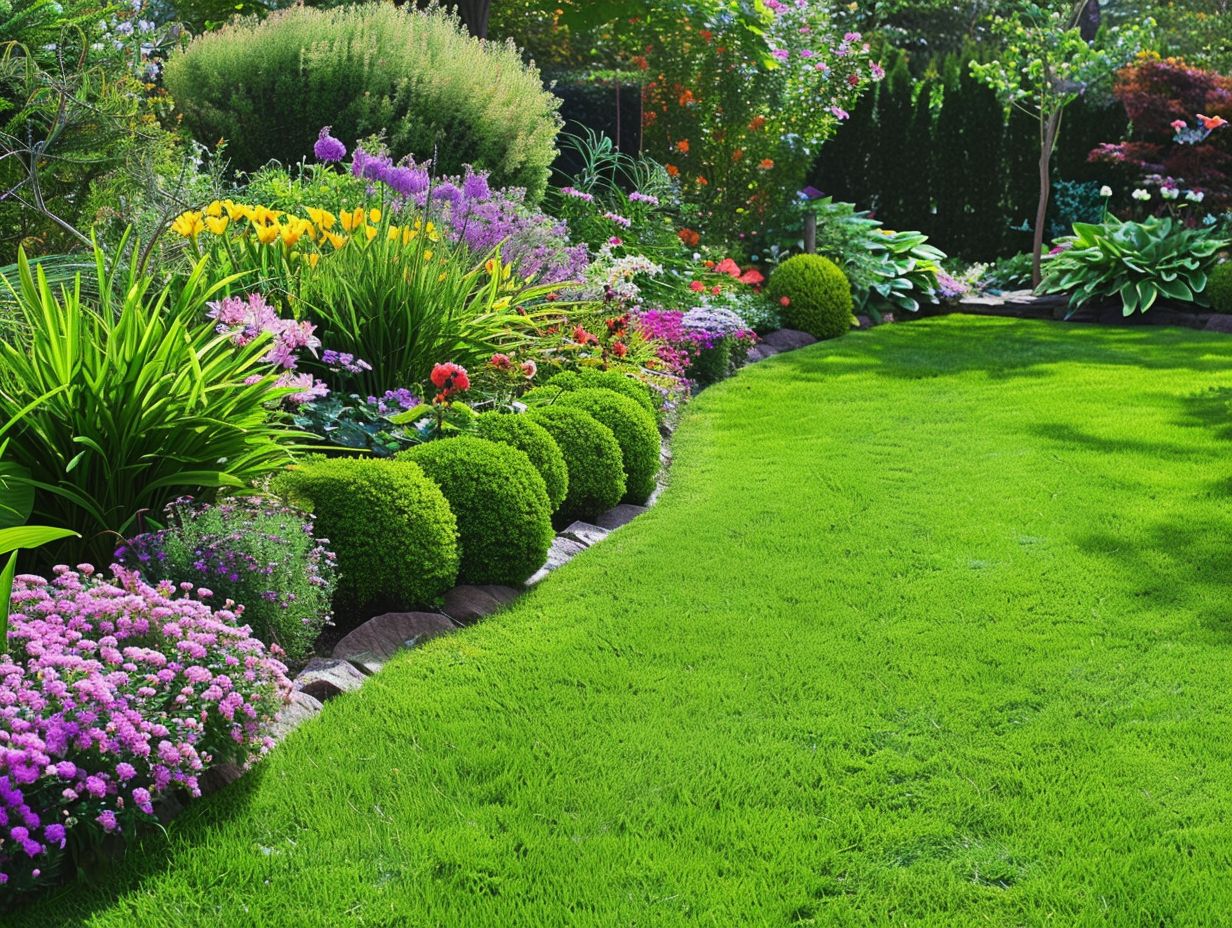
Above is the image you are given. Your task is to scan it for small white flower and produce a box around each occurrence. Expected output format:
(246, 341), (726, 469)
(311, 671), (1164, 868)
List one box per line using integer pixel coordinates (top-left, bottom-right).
(1099, 185), (1112, 197)
(1131, 188), (1151, 201)
(1160, 186), (1180, 200)
(1186, 190), (1205, 203)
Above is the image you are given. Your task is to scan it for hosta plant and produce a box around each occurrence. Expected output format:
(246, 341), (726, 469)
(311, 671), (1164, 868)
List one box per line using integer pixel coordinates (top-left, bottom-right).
(1040, 216), (1231, 316)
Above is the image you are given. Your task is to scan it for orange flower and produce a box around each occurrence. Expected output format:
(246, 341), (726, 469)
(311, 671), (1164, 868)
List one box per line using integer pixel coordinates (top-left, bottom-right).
(1198, 113), (1229, 130)
(676, 139), (690, 154)
(666, 163), (680, 177)
(677, 227), (700, 247)
(749, 115), (766, 131)
(696, 175), (709, 186)
(678, 89), (695, 106)
(632, 55), (649, 70)
(758, 158), (775, 170)
(732, 149), (744, 161)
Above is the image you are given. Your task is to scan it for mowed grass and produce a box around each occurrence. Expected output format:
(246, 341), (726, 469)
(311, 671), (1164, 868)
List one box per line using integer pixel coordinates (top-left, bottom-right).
(20, 316), (1232, 927)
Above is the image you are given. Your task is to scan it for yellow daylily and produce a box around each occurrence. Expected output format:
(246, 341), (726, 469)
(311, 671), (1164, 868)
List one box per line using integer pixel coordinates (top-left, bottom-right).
(492, 297), (511, 311)
(304, 206), (336, 230)
(223, 200), (249, 221)
(307, 253), (321, 269)
(254, 222), (281, 245)
(422, 249), (433, 260)
(323, 230), (349, 250)
(171, 211), (204, 238)
(251, 205), (284, 226)
(204, 200), (224, 218)
(280, 221), (307, 247)
(204, 216), (229, 235)
(364, 224), (378, 241)
(339, 207), (365, 232)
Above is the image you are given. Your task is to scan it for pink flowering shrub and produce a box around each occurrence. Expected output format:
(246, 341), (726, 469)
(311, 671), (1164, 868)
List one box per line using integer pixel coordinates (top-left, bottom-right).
(0, 566), (292, 895)
(637, 308), (757, 386)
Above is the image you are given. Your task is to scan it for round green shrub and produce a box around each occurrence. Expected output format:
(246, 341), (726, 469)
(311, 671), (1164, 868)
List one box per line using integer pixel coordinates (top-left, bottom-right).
(164, 4), (562, 200)
(556, 389), (660, 504)
(473, 411), (569, 513)
(1208, 261), (1232, 314)
(526, 406), (626, 522)
(543, 369), (658, 418)
(398, 437), (553, 586)
(766, 254), (854, 340)
(273, 457), (458, 616)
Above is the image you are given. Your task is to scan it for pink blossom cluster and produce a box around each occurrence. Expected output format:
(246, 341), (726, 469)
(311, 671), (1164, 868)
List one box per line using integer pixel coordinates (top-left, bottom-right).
(0, 565), (291, 894)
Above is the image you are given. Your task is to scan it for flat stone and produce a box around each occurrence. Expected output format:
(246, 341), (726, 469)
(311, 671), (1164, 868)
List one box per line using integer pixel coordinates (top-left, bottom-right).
(294, 657), (367, 701)
(525, 536), (588, 586)
(268, 690), (323, 742)
(593, 503), (649, 530)
(199, 761), (245, 796)
(440, 584), (520, 625)
(1205, 314), (1232, 333)
(332, 611), (458, 674)
(761, 328), (817, 351)
(559, 521), (610, 547)
(744, 344), (780, 363)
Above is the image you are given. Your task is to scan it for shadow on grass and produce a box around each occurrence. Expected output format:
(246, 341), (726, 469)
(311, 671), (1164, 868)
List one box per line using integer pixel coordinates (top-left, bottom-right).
(777, 316), (1232, 384)
(7, 765), (268, 926)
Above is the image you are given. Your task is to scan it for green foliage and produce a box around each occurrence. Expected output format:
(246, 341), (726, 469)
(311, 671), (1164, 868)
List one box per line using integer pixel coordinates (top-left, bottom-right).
(980, 251), (1035, 291)
(0, 241), (305, 566)
(399, 436), (553, 586)
(164, 4), (562, 199)
(766, 254), (854, 339)
(556, 388), (660, 505)
(543, 369), (657, 418)
(1040, 216), (1230, 315)
(273, 457), (458, 617)
(473, 411), (569, 514)
(525, 406), (625, 523)
(1208, 262), (1232, 314)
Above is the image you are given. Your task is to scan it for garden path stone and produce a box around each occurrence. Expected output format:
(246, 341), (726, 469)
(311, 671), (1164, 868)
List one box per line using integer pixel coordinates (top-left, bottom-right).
(294, 657), (368, 702)
(332, 611), (459, 674)
(440, 584), (521, 624)
(745, 344), (780, 363)
(559, 521), (610, 547)
(593, 503), (649, 530)
(1205, 314), (1232, 333)
(269, 690), (324, 742)
(761, 328), (817, 351)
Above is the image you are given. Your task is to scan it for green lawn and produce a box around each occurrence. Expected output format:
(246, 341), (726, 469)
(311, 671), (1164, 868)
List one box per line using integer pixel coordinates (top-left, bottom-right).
(21, 316), (1232, 926)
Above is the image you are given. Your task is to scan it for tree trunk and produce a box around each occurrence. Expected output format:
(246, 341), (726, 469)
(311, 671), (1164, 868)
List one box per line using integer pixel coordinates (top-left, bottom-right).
(1032, 108), (1063, 288)
(454, 0), (491, 38)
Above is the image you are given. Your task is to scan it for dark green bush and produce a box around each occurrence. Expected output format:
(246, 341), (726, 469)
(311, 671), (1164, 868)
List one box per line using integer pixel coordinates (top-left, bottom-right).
(473, 411), (569, 513)
(399, 436), (553, 586)
(526, 406), (626, 523)
(164, 4), (562, 199)
(1209, 261), (1232, 314)
(273, 457), (458, 617)
(543, 369), (658, 418)
(556, 389), (660, 504)
(766, 254), (854, 340)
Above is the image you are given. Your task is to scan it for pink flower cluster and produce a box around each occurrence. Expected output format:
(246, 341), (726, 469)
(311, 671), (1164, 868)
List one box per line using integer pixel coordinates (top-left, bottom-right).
(0, 565), (292, 894)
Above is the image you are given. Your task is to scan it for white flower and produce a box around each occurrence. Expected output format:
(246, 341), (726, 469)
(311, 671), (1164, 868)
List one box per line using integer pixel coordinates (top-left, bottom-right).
(1131, 188), (1151, 201)
(1186, 190), (1205, 203)
(1160, 186), (1180, 200)
(1099, 185), (1112, 197)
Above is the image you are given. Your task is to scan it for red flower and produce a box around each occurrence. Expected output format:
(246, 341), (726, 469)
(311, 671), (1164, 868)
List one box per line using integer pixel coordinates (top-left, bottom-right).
(711, 285), (721, 295)
(779, 296), (791, 307)
(677, 227), (700, 246)
(1198, 113), (1228, 130)
(489, 353), (512, 370)
(430, 362), (470, 401)
(573, 325), (598, 346)
(714, 258), (742, 277)
(738, 269), (765, 286)
(611, 341), (628, 358)
(520, 360), (537, 379)
(689, 280), (705, 292)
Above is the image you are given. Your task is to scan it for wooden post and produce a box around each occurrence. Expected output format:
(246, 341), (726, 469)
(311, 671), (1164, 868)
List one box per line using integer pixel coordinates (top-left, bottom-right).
(803, 212), (817, 254)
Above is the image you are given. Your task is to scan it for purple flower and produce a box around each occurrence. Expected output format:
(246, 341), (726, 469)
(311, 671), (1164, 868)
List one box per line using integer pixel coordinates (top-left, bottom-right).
(462, 170), (491, 201)
(313, 126), (347, 163)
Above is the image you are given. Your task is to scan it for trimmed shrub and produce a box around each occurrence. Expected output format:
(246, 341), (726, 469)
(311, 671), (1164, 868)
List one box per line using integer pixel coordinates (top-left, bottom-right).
(1209, 261), (1232, 313)
(474, 411), (569, 513)
(526, 406), (626, 522)
(164, 4), (562, 200)
(398, 436), (553, 585)
(766, 254), (854, 340)
(543, 369), (658, 417)
(557, 389), (661, 504)
(273, 457), (458, 616)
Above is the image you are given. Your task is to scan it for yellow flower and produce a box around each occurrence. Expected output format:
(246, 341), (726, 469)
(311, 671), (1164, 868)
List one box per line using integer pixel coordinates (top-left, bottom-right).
(171, 211), (205, 238)
(255, 222), (281, 245)
(485, 258), (499, 274)
(304, 207), (336, 230)
(307, 253), (320, 269)
(492, 297), (511, 311)
(204, 200), (224, 218)
(437, 272), (447, 282)
(251, 205), (283, 226)
(204, 216), (229, 235)
(364, 224), (378, 241)
(422, 249), (433, 260)
(340, 207), (365, 232)
(324, 231), (349, 250)
(387, 225), (402, 242)
(281, 221), (307, 247)
(369, 208), (381, 224)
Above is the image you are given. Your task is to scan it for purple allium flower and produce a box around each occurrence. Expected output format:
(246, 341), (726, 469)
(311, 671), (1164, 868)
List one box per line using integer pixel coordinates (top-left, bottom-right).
(313, 126), (347, 163)
(462, 170), (491, 202)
